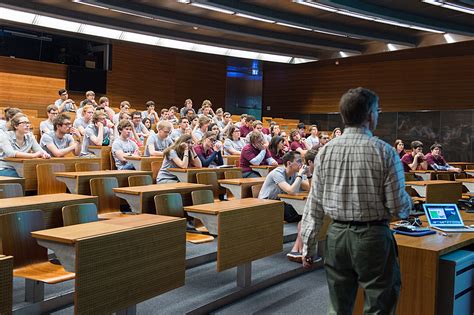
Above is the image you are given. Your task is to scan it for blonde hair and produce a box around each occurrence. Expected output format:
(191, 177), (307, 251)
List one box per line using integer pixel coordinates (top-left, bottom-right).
(9, 113), (28, 131)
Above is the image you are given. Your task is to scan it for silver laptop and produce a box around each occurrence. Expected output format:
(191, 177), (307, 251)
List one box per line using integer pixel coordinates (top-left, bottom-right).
(423, 204), (474, 233)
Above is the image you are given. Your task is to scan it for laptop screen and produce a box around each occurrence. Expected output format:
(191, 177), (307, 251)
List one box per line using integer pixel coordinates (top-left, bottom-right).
(423, 204), (463, 226)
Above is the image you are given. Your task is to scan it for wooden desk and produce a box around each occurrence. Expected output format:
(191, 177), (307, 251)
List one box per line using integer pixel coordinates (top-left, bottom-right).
(448, 162), (474, 170)
(405, 180), (452, 197)
(88, 145), (112, 170)
(186, 198), (284, 288)
(410, 170), (435, 181)
(168, 167), (241, 183)
(223, 155), (240, 166)
(183, 198), (281, 235)
(455, 178), (474, 192)
(4, 157), (101, 191)
(113, 183), (212, 213)
(218, 178), (265, 199)
(124, 156), (163, 171)
(355, 212), (474, 315)
(278, 192), (308, 215)
(55, 170), (152, 195)
(32, 214), (186, 314)
(250, 165), (278, 177)
(0, 193), (97, 229)
(0, 175), (24, 191)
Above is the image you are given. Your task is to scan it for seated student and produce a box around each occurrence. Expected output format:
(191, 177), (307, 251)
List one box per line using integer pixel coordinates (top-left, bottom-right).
(268, 136), (286, 164)
(194, 131), (224, 168)
(401, 140), (428, 172)
(258, 150), (316, 263)
(79, 90), (97, 108)
(40, 113), (81, 157)
(239, 115), (255, 138)
(222, 111), (233, 135)
(55, 88), (77, 113)
(208, 123), (223, 141)
(131, 111), (150, 142)
(73, 104), (94, 136)
(186, 109), (196, 123)
(223, 125), (245, 155)
(179, 98), (195, 118)
(235, 113), (247, 129)
(198, 99), (215, 117)
(141, 100), (160, 125)
(171, 117), (190, 142)
(159, 108), (169, 122)
(270, 123), (281, 137)
(142, 117), (152, 131)
(112, 101), (131, 125)
(297, 122), (306, 139)
(80, 111), (112, 156)
(245, 121), (271, 145)
(319, 132), (330, 146)
(331, 127), (342, 139)
(305, 124), (320, 149)
(289, 129), (308, 156)
(40, 104), (59, 135)
(97, 96), (116, 121)
(192, 116), (211, 143)
(240, 131), (278, 178)
(394, 139), (405, 159)
(112, 120), (140, 170)
(168, 106), (179, 125)
(213, 108), (225, 129)
(0, 108), (21, 132)
(426, 143), (461, 172)
(0, 113), (50, 177)
(157, 134), (202, 183)
(145, 121), (173, 156)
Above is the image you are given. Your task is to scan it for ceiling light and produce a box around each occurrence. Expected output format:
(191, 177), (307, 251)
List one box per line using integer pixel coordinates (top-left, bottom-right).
(338, 10), (374, 21)
(422, 0), (474, 14)
(80, 24), (122, 39)
(158, 38), (195, 50)
(292, 0), (338, 12)
(375, 18), (410, 28)
(291, 57), (318, 64)
(387, 43), (397, 51)
(72, 1), (110, 10)
(109, 8), (154, 19)
(193, 43), (229, 55)
(276, 22), (312, 31)
(444, 33), (455, 43)
(189, 3), (235, 14)
(258, 53), (292, 63)
(409, 25), (444, 33)
(35, 16), (81, 32)
(122, 32), (159, 45)
(339, 51), (348, 57)
(235, 13), (275, 23)
(0, 7), (36, 24)
(227, 49), (260, 59)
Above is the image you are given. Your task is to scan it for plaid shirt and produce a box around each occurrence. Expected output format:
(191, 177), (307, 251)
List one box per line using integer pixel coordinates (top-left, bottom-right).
(302, 127), (412, 257)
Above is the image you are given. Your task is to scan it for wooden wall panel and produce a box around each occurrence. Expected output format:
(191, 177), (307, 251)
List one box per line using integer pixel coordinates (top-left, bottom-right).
(263, 41), (474, 115)
(0, 42), (227, 116)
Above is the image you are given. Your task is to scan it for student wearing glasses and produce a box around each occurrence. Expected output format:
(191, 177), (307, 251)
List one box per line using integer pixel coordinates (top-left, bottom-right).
(319, 133), (330, 146)
(0, 113), (50, 177)
(194, 131), (224, 167)
(40, 113), (81, 157)
(157, 134), (202, 183)
(145, 121), (173, 156)
(223, 125), (245, 155)
(40, 105), (59, 135)
(55, 88), (77, 113)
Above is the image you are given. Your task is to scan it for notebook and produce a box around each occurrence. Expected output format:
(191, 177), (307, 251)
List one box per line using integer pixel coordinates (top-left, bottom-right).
(423, 204), (474, 233)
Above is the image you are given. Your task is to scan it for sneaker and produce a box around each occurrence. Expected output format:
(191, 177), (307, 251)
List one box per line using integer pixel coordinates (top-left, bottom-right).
(287, 251), (303, 263)
(313, 255), (323, 263)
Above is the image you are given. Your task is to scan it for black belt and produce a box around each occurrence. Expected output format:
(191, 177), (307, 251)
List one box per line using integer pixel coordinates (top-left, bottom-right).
(333, 220), (388, 226)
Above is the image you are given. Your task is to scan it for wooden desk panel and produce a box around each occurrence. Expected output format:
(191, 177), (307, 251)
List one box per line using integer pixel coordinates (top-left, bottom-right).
(113, 183), (212, 213)
(168, 167), (241, 183)
(88, 146), (112, 170)
(55, 170), (152, 195)
(4, 157), (100, 191)
(124, 156), (163, 171)
(250, 165), (278, 177)
(223, 155), (240, 166)
(218, 178), (265, 199)
(0, 193), (97, 229)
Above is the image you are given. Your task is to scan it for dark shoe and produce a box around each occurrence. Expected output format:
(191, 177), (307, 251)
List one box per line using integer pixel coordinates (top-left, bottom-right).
(287, 251), (303, 263)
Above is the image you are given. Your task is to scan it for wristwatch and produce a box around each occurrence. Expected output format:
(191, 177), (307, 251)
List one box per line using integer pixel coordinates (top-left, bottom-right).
(304, 256), (313, 264)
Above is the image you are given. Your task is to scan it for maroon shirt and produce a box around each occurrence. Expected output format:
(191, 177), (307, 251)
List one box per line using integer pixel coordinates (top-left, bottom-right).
(239, 143), (271, 173)
(269, 149), (284, 164)
(425, 153), (447, 170)
(290, 140), (307, 152)
(240, 125), (252, 138)
(401, 153), (425, 172)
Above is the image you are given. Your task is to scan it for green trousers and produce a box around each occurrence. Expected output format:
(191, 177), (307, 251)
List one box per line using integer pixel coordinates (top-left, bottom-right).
(324, 222), (401, 315)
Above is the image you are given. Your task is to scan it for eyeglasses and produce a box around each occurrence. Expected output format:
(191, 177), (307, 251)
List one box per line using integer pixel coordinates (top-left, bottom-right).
(322, 137), (330, 140)
(18, 121), (30, 125)
(50, 112), (59, 115)
(62, 122), (72, 126)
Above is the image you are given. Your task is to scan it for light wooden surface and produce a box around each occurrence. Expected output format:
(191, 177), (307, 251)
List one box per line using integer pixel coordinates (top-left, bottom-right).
(355, 212), (474, 315)
(168, 167), (241, 183)
(217, 198), (284, 272)
(448, 162), (474, 170)
(4, 157), (100, 191)
(55, 170), (151, 195)
(124, 156), (163, 171)
(88, 145), (112, 170)
(0, 255), (13, 315)
(74, 217), (186, 314)
(250, 165), (278, 177)
(223, 155), (240, 166)
(184, 198), (282, 215)
(406, 180), (452, 186)
(0, 176), (24, 191)
(114, 183), (212, 213)
(277, 192), (308, 200)
(31, 214), (178, 244)
(0, 193), (97, 229)
(218, 178), (265, 199)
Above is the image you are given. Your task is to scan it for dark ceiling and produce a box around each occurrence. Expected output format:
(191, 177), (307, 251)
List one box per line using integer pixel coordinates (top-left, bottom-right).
(1, 0), (473, 61)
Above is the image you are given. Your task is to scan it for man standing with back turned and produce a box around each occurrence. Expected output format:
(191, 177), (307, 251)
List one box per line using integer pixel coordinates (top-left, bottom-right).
(302, 87), (412, 314)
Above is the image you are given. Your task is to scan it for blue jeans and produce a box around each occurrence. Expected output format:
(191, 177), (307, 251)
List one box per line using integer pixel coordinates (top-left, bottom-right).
(0, 168), (20, 177)
(118, 162), (135, 170)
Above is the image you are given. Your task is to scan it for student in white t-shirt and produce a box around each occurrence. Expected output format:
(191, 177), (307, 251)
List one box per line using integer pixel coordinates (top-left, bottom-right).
(40, 113), (81, 157)
(112, 119), (139, 170)
(39, 104), (59, 135)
